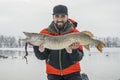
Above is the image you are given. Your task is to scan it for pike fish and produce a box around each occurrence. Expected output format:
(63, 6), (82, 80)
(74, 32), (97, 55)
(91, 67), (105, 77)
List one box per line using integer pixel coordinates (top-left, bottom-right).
(23, 31), (105, 52)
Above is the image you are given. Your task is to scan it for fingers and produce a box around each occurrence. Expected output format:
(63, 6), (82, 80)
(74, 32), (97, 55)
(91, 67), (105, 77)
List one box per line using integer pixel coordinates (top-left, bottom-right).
(39, 42), (44, 47)
(66, 42), (80, 53)
(39, 42), (45, 52)
(69, 42), (80, 49)
(66, 47), (72, 54)
(72, 42), (80, 46)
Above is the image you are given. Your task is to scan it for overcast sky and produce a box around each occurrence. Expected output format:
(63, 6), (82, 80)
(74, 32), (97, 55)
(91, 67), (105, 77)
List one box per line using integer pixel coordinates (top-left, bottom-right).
(0, 0), (120, 38)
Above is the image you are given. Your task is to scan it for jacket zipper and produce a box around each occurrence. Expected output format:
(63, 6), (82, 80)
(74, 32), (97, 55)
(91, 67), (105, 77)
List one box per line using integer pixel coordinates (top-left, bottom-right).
(59, 50), (63, 76)
(58, 30), (63, 75)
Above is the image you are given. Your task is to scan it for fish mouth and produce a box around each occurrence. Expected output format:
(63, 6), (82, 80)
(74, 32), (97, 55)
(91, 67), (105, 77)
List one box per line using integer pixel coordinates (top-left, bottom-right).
(23, 32), (31, 38)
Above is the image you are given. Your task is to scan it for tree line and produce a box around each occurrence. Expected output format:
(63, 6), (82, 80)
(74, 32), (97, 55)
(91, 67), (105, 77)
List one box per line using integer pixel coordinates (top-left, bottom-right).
(0, 35), (25, 48)
(0, 35), (120, 48)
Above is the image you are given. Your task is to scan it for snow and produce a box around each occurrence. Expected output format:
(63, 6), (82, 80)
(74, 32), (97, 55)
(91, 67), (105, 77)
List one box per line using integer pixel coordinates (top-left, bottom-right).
(0, 48), (120, 80)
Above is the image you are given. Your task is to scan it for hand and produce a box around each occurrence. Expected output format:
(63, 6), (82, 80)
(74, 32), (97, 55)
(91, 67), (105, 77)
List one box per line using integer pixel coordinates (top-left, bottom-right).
(69, 42), (80, 49)
(66, 42), (80, 53)
(66, 47), (72, 53)
(39, 43), (45, 52)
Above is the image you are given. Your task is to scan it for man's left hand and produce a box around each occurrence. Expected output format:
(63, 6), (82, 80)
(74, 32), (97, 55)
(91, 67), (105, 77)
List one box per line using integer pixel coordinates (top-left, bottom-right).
(69, 42), (80, 49)
(66, 42), (80, 53)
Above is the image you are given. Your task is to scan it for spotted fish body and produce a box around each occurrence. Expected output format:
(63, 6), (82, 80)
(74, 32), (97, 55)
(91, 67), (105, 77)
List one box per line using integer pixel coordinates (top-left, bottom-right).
(23, 31), (105, 52)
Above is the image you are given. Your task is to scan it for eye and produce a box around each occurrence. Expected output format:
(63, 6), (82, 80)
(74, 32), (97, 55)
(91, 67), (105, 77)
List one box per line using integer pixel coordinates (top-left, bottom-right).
(55, 15), (59, 18)
(54, 14), (66, 18)
(61, 15), (65, 18)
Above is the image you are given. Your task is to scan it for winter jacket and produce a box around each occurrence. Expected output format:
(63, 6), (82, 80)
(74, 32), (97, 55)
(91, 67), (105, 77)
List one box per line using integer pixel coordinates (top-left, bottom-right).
(33, 19), (84, 76)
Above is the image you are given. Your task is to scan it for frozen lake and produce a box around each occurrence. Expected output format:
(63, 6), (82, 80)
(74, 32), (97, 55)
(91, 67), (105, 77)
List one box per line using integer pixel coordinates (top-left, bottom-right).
(0, 48), (120, 80)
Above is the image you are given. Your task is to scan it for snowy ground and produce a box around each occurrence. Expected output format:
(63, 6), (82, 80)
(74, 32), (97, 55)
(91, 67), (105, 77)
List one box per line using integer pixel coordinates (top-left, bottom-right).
(0, 48), (120, 80)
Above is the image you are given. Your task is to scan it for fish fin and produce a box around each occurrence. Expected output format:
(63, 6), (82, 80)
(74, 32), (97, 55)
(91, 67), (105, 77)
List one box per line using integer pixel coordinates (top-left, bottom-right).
(95, 40), (105, 53)
(84, 45), (90, 51)
(81, 31), (94, 38)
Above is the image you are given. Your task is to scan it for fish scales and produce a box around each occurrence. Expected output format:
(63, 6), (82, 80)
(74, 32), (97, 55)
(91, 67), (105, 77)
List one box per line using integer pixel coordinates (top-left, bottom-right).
(23, 31), (105, 52)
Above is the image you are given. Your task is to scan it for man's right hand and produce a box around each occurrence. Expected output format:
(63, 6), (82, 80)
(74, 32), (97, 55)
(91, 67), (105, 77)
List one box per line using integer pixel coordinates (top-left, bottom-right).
(39, 43), (45, 52)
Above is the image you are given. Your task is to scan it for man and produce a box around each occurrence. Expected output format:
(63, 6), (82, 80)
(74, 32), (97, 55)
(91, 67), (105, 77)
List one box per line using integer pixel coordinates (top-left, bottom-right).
(33, 5), (84, 80)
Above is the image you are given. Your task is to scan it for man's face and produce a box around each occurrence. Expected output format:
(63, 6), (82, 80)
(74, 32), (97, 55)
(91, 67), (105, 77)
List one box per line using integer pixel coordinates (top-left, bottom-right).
(53, 14), (68, 29)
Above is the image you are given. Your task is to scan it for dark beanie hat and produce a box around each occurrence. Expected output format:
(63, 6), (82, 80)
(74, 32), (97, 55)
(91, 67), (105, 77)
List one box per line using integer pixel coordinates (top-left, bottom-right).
(53, 5), (68, 15)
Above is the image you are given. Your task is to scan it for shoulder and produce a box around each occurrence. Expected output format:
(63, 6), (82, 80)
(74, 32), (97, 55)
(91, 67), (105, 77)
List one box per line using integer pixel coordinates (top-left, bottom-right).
(40, 28), (56, 35)
(40, 28), (51, 34)
(68, 18), (78, 28)
(71, 28), (80, 33)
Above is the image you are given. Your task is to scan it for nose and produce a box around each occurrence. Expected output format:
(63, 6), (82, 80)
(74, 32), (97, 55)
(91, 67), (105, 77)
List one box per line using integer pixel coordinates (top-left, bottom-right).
(57, 18), (63, 22)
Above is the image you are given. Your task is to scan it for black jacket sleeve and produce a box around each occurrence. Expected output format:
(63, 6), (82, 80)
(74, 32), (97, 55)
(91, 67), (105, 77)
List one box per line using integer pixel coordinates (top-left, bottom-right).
(69, 49), (84, 61)
(33, 46), (49, 60)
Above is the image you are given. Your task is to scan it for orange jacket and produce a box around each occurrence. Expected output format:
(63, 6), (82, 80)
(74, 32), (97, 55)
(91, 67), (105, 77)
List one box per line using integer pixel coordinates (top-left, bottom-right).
(33, 19), (84, 76)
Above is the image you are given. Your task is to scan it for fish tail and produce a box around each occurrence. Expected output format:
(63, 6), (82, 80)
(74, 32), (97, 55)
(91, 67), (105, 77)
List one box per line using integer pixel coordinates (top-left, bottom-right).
(95, 40), (105, 52)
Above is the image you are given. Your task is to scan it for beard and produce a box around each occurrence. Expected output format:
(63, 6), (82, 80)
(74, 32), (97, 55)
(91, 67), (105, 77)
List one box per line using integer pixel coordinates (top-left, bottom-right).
(55, 21), (66, 29)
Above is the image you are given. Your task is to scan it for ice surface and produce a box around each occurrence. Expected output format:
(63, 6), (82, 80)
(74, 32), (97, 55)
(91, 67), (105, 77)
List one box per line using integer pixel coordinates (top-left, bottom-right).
(0, 48), (120, 80)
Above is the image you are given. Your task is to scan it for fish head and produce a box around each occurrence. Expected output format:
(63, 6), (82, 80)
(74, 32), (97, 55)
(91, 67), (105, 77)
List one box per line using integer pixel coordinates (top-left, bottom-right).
(23, 32), (45, 46)
(23, 32), (32, 38)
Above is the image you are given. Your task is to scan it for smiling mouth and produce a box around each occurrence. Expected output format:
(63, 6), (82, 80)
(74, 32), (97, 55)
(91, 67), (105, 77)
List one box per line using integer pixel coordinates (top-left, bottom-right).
(57, 22), (63, 24)
(57, 23), (63, 25)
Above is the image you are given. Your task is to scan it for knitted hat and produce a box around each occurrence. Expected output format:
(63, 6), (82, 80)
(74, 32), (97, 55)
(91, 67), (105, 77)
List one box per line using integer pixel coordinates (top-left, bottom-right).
(53, 5), (68, 15)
